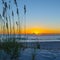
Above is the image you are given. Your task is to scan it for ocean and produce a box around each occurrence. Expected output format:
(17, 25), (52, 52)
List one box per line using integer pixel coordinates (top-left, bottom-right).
(0, 34), (60, 49)
(0, 34), (60, 60)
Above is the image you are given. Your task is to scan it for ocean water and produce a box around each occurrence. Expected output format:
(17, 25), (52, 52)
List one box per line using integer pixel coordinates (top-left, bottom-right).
(0, 34), (60, 39)
(0, 34), (60, 60)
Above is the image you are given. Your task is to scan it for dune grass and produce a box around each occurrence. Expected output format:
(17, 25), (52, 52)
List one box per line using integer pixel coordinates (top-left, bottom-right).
(0, 39), (23, 60)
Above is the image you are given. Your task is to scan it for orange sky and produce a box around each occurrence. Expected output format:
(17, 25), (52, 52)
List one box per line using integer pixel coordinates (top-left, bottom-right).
(15, 27), (60, 34)
(0, 27), (60, 34)
(25, 28), (60, 34)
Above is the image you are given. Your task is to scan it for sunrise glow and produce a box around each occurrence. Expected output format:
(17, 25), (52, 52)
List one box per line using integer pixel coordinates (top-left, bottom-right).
(0, 27), (60, 34)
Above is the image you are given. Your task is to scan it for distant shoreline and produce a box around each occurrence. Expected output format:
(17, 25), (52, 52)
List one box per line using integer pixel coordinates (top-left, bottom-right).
(0, 34), (60, 36)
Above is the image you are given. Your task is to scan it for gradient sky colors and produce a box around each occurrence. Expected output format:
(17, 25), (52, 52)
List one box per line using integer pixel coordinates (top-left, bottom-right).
(0, 0), (60, 34)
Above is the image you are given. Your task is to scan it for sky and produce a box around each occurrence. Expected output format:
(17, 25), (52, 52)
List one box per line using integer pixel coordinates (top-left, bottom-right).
(0, 0), (60, 34)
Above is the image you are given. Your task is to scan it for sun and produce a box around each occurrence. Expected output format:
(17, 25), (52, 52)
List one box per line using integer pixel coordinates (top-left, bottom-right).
(32, 29), (41, 35)
(31, 28), (41, 35)
(33, 31), (39, 35)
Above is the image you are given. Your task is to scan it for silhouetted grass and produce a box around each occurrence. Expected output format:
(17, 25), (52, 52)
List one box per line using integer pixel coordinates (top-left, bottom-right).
(0, 40), (24, 60)
(0, 0), (26, 59)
